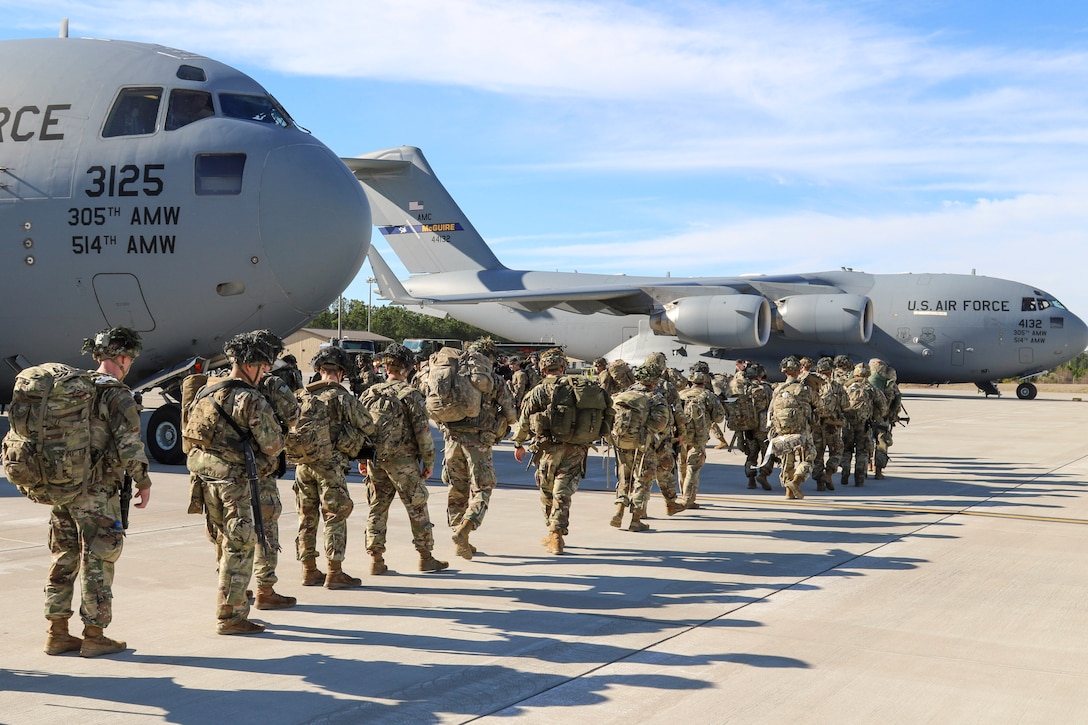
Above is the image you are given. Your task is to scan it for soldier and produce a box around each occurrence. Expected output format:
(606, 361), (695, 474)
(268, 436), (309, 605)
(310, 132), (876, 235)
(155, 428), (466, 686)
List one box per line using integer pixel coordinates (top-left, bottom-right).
(679, 371), (726, 509)
(868, 358), (902, 479)
(765, 356), (817, 499)
(359, 344), (448, 574)
(513, 348), (614, 554)
(841, 362), (888, 487)
(269, 353), (304, 391)
(350, 352), (381, 397)
(812, 357), (849, 491)
(832, 354), (854, 385)
(508, 356), (531, 414)
(643, 352), (689, 516)
(291, 346), (376, 589)
(727, 363), (772, 490)
(41, 327), (152, 657)
(185, 330), (285, 635)
(442, 338), (518, 560)
(608, 363), (671, 531)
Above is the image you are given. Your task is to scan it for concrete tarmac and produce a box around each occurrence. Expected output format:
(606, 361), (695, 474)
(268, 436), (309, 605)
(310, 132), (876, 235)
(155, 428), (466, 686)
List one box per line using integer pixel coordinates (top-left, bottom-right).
(1, 387), (1086, 724)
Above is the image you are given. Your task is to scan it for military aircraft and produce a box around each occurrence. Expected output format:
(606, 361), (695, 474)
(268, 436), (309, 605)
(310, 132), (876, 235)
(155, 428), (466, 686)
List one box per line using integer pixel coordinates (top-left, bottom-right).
(1, 33), (372, 462)
(346, 146), (1088, 400)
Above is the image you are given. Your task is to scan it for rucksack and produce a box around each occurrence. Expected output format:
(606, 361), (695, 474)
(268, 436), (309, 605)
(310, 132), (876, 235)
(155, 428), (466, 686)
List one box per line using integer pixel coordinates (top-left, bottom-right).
(770, 381), (810, 435)
(607, 359), (636, 390)
(610, 389), (653, 450)
(285, 382), (365, 464)
(425, 347), (493, 423)
(361, 382), (416, 457)
(679, 386), (708, 437)
(543, 376), (610, 445)
(723, 385), (759, 432)
(845, 379), (874, 423)
(181, 375), (246, 453)
(1, 363), (120, 506)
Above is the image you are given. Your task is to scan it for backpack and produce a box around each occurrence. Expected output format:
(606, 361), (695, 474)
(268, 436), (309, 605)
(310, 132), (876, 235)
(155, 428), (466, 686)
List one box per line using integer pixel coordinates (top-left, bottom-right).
(543, 376), (610, 445)
(1, 363), (120, 506)
(679, 386), (708, 439)
(425, 347), (492, 423)
(607, 359), (636, 390)
(285, 382), (365, 464)
(723, 385), (759, 432)
(845, 379), (874, 423)
(770, 381), (810, 435)
(181, 375), (246, 453)
(610, 389), (653, 450)
(361, 382), (415, 457)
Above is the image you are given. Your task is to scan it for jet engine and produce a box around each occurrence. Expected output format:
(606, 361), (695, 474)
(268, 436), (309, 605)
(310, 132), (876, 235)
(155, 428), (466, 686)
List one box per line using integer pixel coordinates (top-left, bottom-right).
(774, 294), (873, 344)
(649, 295), (771, 348)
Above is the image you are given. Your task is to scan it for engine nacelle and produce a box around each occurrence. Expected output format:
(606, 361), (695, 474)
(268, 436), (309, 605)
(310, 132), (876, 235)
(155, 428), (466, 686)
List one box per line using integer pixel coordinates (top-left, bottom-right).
(775, 294), (873, 344)
(649, 294), (771, 348)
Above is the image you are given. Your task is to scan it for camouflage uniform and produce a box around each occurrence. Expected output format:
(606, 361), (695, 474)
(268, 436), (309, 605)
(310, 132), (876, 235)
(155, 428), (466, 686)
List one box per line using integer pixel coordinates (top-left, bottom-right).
(509, 360), (531, 414)
(441, 341), (517, 538)
(187, 381), (284, 628)
(728, 368), (773, 489)
(811, 359), (849, 490)
(350, 353), (381, 397)
(46, 379), (151, 632)
(868, 359), (901, 478)
(512, 371), (615, 540)
(611, 366), (671, 531)
(292, 380), (375, 567)
(766, 358), (817, 499)
(678, 373), (725, 508)
(362, 379), (442, 559)
(644, 353), (689, 514)
(841, 364), (889, 486)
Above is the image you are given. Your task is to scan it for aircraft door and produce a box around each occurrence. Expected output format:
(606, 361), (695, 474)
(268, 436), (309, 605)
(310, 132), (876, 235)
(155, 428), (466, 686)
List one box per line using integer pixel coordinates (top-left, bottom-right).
(92, 273), (156, 330)
(951, 341), (965, 366)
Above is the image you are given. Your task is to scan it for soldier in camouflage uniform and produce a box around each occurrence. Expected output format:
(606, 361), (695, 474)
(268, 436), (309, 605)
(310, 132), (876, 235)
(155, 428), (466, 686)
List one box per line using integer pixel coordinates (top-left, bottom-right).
(868, 358), (901, 480)
(443, 338), (517, 561)
(184, 330), (284, 635)
(513, 349), (614, 554)
(42, 327), (152, 658)
(269, 354), (304, 392)
(811, 357), (849, 491)
(643, 352), (689, 516)
(840, 362), (889, 487)
(292, 346), (376, 589)
(350, 352), (381, 397)
(765, 356), (817, 500)
(832, 355), (854, 385)
(359, 344), (448, 573)
(609, 363), (671, 532)
(679, 371), (725, 509)
(508, 356), (531, 415)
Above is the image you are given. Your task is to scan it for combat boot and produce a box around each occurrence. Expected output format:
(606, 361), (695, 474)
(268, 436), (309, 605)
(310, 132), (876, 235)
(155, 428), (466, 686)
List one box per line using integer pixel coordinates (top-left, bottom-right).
(301, 558), (325, 587)
(685, 501), (700, 510)
(217, 619), (265, 635)
(44, 619), (82, 656)
(747, 475), (757, 489)
(324, 560), (362, 589)
(874, 467), (885, 480)
(370, 553), (388, 576)
(665, 499), (686, 516)
(543, 531), (564, 555)
(816, 476), (828, 492)
(756, 471), (773, 491)
(854, 473), (865, 487)
(785, 478), (805, 500)
(452, 519), (475, 560)
(255, 586), (296, 610)
(80, 625), (126, 657)
(419, 552), (449, 572)
(609, 502), (625, 528)
(628, 511), (650, 532)
(841, 472), (850, 487)
(823, 471), (835, 491)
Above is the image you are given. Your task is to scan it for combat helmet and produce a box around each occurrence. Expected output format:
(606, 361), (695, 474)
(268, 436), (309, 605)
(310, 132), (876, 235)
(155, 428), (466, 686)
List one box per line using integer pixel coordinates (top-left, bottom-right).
(380, 343), (414, 369)
(744, 362), (765, 380)
(689, 371), (709, 386)
(689, 360), (710, 374)
(81, 326), (142, 361)
(854, 363), (871, 378)
(815, 357), (834, 374)
(224, 329), (283, 366)
(311, 345), (353, 373)
(833, 354), (853, 370)
(538, 348), (567, 373)
(468, 337), (499, 360)
(634, 362), (663, 383)
(780, 355), (801, 374)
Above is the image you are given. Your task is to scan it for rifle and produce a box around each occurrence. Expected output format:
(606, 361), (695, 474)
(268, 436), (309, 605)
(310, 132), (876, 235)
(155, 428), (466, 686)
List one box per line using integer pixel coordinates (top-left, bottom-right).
(120, 472), (133, 530)
(211, 397), (268, 555)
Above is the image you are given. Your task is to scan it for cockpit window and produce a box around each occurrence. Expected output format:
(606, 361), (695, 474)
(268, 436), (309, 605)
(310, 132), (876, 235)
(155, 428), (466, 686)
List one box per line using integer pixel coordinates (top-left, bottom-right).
(218, 93), (292, 127)
(103, 87), (162, 137)
(165, 90), (215, 131)
(1021, 296), (1063, 312)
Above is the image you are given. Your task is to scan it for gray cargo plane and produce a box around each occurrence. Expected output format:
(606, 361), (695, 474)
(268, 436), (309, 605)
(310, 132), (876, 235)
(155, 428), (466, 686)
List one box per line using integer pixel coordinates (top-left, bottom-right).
(1, 34), (371, 462)
(346, 146), (1087, 399)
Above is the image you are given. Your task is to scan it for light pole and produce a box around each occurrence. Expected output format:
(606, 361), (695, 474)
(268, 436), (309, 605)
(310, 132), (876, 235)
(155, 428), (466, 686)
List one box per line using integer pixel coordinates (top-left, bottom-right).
(367, 277), (376, 332)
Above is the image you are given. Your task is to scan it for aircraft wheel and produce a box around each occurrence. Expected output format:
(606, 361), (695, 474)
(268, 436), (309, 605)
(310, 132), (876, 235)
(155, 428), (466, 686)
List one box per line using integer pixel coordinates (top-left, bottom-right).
(1016, 382), (1038, 400)
(148, 403), (185, 465)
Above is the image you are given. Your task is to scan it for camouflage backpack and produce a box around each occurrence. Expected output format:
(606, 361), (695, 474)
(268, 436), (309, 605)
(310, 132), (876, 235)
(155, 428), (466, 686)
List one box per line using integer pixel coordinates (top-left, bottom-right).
(607, 359), (636, 390)
(181, 376), (246, 453)
(610, 389), (654, 450)
(425, 347), (492, 423)
(723, 384), (759, 432)
(361, 381), (416, 458)
(1, 363), (120, 506)
(844, 379), (874, 424)
(286, 382), (368, 464)
(770, 381), (811, 435)
(538, 375), (610, 445)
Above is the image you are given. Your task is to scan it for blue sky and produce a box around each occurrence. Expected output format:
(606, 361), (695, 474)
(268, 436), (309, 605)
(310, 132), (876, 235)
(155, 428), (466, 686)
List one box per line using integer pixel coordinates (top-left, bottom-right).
(4, 1), (1088, 321)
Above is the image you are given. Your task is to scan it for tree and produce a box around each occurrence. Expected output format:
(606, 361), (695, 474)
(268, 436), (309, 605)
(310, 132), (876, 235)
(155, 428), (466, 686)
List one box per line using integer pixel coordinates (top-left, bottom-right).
(308, 300), (498, 342)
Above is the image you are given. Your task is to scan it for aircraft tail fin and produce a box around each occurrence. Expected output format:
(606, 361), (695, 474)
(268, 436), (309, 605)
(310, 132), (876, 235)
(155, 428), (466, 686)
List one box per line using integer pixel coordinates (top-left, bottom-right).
(366, 246), (427, 306)
(343, 146), (505, 275)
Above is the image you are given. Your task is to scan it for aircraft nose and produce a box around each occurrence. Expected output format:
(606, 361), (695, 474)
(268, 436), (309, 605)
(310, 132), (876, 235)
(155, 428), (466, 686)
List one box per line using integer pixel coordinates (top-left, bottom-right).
(1065, 309), (1088, 355)
(258, 142), (371, 314)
